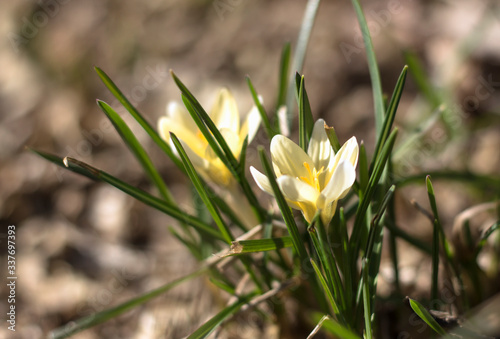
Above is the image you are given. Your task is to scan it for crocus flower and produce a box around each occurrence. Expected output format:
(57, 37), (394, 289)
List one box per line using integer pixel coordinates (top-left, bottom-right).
(250, 119), (358, 224)
(158, 88), (261, 187)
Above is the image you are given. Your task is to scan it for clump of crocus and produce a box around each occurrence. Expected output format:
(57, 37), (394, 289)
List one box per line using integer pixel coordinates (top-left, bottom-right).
(158, 88), (261, 188)
(250, 119), (358, 224)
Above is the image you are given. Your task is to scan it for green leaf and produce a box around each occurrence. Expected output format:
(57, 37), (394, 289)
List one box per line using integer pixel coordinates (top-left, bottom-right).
(403, 51), (441, 108)
(257, 147), (309, 266)
(408, 298), (447, 336)
(227, 237), (293, 255)
(475, 220), (500, 257)
(350, 0), (385, 137)
(170, 133), (233, 243)
(97, 100), (172, 203)
(431, 218), (440, 302)
(325, 123), (341, 153)
(361, 259), (372, 339)
(246, 76), (274, 138)
(350, 129), (398, 262)
(30, 149), (224, 241)
(395, 171), (500, 191)
(285, 0), (321, 128)
(187, 294), (255, 339)
(49, 267), (210, 339)
(94, 67), (184, 171)
(358, 141), (369, 193)
(311, 313), (362, 339)
(277, 42), (291, 110)
(296, 73), (314, 151)
(310, 258), (339, 314)
(371, 66), (407, 170)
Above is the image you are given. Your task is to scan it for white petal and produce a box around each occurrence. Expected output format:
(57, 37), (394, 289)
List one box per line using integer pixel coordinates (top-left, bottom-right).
(166, 101), (198, 131)
(318, 161), (356, 208)
(329, 136), (359, 170)
(276, 175), (319, 204)
(250, 166), (273, 196)
(308, 119), (334, 170)
(210, 88), (240, 133)
(270, 135), (314, 178)
(239, 105), (261, 144)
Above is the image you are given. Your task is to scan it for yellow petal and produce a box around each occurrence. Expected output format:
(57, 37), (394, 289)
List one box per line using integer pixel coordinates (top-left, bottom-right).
(219, 128), (242, 158)
(308, 119), (334, 170)
(270, 135), (314, 178)
(320, 200), (338, 225)
(210, 88), (240, 134)
(158, 117), (207, 158)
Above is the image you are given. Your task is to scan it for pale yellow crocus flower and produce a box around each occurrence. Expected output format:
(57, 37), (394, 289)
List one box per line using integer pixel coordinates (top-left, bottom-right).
(250, 119), (358, 224)
(158, 88), (261, 188)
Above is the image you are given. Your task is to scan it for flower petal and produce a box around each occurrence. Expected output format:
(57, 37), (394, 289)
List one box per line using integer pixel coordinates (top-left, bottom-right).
(219, 128), (242, 158)
(250, 166), (274, 196)
(320, 199), (338, 225)
(307, 119), (334, 170)
(270, 135), (314, 178)
(166, 101), (198, 132)
(177, 138), (209, 170)
(158, 117), (207, 157)
(329, 136), (359, 170)
(276, 175), (319, 204)
(318, 161), (356, 208)
(239, 105), (261, 145)
(210, 88), (240, 134)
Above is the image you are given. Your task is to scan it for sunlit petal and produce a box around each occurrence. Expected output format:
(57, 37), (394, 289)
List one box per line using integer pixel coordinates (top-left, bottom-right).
(166, 101), (198, 131)
(158, 117), (206, 157)
(219, 128), (241, 157)
(318, 161), (356, 208)
(210, 88), (240, 133)
(308, 119), (334, 170)
(329, 136), (359, 170)
(240, 105), (261, 144)
(271, 135), (314, 178)
(250, 166), (274, 196)
(277, 175), (319, 203)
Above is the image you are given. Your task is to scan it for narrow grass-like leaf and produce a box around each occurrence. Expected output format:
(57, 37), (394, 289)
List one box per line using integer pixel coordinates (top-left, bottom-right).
(350, 0), (385, 137)
(296, 74), (314, 151)
(187, 293), (255, 339)
(94, 67), (184, 171)
(325, 123), (341, 153)
(350, 129), (398, 261)
(50, 267), (210, 339)
(475, 220), (500, 257)
(97, 100), (172, 202)
(403, 51), (441, 108)
(227, 237), (293, 256)
(431, 218), (440, 302)
(358, 142), (369, 194)
(361, 259), (373, 339)
(395, 171), (500, 191)
(246, 76), (274, 138)
(258, 147), (309, 265)
(311, 313), (362, 339)
(285, 0), (321, 127)
(408, 298), (447, 336)
(371, 66), (407, 169)
(310, 258), (339, 315)
(277, 42), (291, 110)
(384, 220), (432, 254)
(30, 149), (224, 240)
(171, 133), (233, 243)
(173, 72), (265, 222)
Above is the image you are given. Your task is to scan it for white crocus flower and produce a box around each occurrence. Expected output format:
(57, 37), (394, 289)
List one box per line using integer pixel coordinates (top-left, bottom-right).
(250, 119), (358, 224)
(158, 88), (261, 187)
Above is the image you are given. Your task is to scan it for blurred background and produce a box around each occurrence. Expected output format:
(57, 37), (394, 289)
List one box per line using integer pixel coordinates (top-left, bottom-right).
(1, 0), (499, 338)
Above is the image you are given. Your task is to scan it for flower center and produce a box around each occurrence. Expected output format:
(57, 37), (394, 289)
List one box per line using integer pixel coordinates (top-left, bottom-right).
(299, 162), (325, 191)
